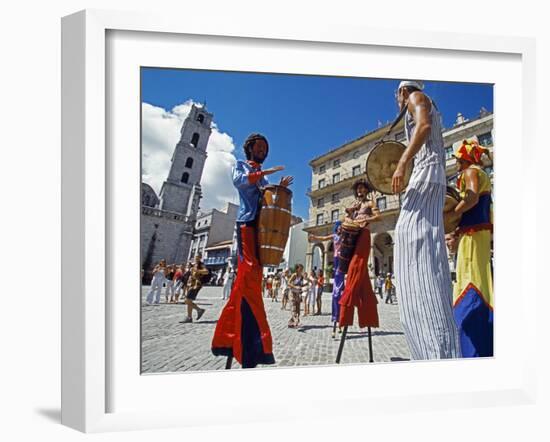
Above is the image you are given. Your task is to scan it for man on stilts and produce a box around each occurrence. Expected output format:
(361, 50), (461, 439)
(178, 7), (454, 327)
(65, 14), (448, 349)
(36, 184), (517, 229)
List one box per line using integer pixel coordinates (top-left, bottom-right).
(338, 180), (381, 332)
(392, 80), (461, 360)
(211, 133), (293, 368)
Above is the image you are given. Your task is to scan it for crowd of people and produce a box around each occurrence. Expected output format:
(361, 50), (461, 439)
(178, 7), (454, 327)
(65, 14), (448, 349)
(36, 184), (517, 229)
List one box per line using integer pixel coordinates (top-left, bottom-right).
(144, 256), (238, 302)
(144, 254), (215, 323)
(261, 267), (325, 328)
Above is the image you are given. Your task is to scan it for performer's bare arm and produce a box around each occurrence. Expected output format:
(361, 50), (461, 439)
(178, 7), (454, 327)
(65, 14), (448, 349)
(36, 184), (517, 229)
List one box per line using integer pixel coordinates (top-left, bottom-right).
(366, 200), (381, 222)
(392, 92), (432, 194)
(453, 168), (480, 215)
(263, 165), (285, 175)
(252, 163), (293, 187)
(350, 201), (380, 227)
(308, 233), (333, 242)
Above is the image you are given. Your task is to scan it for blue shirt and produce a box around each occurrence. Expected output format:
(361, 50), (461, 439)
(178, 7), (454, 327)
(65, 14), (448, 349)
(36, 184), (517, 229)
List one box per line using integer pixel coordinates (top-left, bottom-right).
(233, 160), (268, 222)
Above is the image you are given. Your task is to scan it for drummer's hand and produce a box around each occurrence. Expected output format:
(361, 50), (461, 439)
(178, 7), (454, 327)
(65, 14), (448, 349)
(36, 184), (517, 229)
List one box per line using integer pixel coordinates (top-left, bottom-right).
(263, 165), (285, 175)
(392, 162), (407, 194)
(279, 175), (294, 187)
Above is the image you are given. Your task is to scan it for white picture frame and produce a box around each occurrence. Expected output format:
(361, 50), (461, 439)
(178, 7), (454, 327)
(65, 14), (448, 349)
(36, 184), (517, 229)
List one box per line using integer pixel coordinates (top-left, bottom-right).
(61, 9), (537, 433)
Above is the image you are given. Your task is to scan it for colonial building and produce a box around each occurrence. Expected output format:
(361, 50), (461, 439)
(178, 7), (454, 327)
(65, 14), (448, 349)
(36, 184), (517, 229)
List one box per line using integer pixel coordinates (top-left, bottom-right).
(141, 104), (213, 277)
(187, 202), (239, 272)
(304, 109), (494, 278)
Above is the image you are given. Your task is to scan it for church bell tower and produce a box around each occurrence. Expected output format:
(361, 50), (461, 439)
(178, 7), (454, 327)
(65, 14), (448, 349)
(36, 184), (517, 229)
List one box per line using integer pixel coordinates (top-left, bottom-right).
(159, 104), (212, 218)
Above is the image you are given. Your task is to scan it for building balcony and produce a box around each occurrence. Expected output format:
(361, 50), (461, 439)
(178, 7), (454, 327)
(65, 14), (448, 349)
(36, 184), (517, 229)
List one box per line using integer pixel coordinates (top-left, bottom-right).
(307, 166), (367, 198)
(303, 196), (401, 234)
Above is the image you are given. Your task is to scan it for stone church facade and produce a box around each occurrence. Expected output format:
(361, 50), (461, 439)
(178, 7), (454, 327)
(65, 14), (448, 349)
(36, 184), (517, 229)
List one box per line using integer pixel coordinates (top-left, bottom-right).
(141, 104), (213, 277)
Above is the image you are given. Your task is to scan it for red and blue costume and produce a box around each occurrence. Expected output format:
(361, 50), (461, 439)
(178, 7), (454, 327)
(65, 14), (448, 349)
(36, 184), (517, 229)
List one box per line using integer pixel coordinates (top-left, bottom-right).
(338, 227), (379, 328)
(211, 160), (275, 368)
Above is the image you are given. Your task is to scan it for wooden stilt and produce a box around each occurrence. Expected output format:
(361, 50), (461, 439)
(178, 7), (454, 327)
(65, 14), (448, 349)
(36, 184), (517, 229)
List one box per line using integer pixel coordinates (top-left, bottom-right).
(225, 355), (233, 369)
(335, 326), (349, 364)
(367, 327), (374, 363)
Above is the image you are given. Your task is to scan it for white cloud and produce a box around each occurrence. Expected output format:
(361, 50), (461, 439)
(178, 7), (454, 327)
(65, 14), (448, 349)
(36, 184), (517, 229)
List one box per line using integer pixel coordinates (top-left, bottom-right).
(141, 100), (238, 213)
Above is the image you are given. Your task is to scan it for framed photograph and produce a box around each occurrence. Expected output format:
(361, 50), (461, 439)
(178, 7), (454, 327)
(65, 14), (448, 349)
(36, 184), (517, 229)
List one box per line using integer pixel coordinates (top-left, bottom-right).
(62, 9), (536, 433)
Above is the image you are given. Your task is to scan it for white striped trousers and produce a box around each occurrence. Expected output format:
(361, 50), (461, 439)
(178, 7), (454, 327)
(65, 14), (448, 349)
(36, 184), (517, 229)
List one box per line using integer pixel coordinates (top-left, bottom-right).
(394, 181), (461, 360)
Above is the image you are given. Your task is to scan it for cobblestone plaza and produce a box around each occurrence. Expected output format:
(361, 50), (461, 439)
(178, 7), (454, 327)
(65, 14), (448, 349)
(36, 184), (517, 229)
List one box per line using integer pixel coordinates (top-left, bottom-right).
(141, 285), (410, 373)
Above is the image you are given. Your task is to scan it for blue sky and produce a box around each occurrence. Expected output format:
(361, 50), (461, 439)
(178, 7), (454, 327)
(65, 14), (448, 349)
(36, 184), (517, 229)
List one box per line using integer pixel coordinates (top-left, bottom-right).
(141, 68), (493, 220)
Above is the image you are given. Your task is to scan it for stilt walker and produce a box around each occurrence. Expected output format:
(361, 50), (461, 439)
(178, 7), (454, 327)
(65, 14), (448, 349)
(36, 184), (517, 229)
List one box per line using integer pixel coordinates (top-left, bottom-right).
(211, 133), (293, 368)
(308, 221), (345, 338)
(335, 180), (380, 363)
(392, 80), (461, 360)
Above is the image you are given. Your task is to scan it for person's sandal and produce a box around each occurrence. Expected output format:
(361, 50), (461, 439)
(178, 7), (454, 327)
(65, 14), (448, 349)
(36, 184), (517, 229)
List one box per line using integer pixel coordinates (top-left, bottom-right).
(196, 308), (206, 321)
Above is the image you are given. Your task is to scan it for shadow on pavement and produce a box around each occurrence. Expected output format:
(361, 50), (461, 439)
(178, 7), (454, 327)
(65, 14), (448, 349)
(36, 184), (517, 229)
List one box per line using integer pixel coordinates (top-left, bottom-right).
(345, 330), (404, 340)
(296, 324), (333, 332)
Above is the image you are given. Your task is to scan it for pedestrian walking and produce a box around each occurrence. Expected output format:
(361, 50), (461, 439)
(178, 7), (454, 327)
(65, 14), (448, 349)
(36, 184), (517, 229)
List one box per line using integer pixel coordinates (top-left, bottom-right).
(316, 269), (324, 315)
(164, 264), (175, 303)
(145, 259), (166, 305)
(179, 254), (208, 323)
(384, 273), (394, 304)
(222, 265), (235, 300)
(266, 275), (274, 300)
(288, 264), (306, 328)
(280, 269), (290, 310)
(376, 274), (384, 299)
(307, 271), (318, 315)
(170, 265), (182, 303)
(272, 273), (280, 302)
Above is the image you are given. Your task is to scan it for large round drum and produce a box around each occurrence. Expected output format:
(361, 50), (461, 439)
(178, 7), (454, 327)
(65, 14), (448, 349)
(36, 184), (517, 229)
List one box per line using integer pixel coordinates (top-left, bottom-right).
(258, 185), (293, 266)
(443, 186), (462, 234)
(365, 140), (413, 194)
(337, 221), (361, 274)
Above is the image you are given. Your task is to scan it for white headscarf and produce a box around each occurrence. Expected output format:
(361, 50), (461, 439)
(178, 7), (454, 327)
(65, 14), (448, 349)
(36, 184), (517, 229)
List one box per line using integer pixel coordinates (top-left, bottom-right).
(398, 80), (424, 91)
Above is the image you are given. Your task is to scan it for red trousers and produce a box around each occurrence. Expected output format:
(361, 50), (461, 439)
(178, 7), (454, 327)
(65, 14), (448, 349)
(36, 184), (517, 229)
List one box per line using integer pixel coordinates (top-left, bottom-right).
(339, 228), (379, 328)
(211, 225), (274, 367)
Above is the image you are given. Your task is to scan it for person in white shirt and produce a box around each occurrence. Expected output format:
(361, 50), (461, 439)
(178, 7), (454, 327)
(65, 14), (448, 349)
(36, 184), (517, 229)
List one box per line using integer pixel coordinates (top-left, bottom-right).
(280, 269), (290, 310)
(145, 259), (166, 305)
(222, 266), (235, 300)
